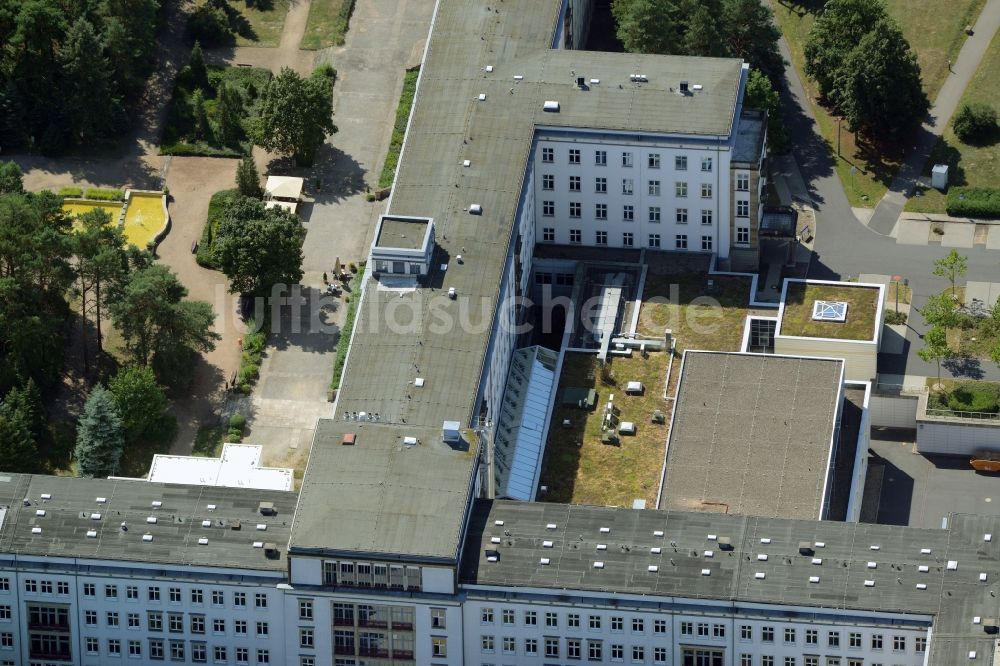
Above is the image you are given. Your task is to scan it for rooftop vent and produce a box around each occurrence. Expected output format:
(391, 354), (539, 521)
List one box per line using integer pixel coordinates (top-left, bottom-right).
(469, 203), (482, 215)
(920, 547), (932, 554)
(815, 541), (826, 548)
(653, 530), (664, 537)
(514, 75), (523, 81)
(593, 561), (604, 569)
(718, 537), (733, 551)
(543, 540), (554, 548)
(648, 565), (658, 572)
(198, 538), (209, 545)
(980, 573), (989, 582)
(90, 513), (101, 521)
(650, 547), (661, 554)
(403, 436), (418, 447)
(812, 558), (823, 565)
(490, 537), (500, 544)
(704, 550), (714, 558)
(485, 550), (499, 562)
(142, 534), (153, 542)
(96, 497), (107, 503)
(485, 65), (494, 73)
(760, 537), (771, 544)
(590, 78), (600, 85)
(543, 100), (560, 112)
(207, 504), (216, 511)
(463, 159), (471, 167)
(864, 580), (875, 587)
(31, 527), (41, 534)
(986, 533), (993, 542)
(477, 93), (486, 101)
(202, 520), (212, 528)
(341, 433), (356, 446)
(40, 493), (51, 500)
(151, 500), (162, 508)
(798, 541), (814, 556)
(691, 84), (703, 91)
(809, 576), (820, 583)
(443, 421), (462, 444)
(630, 74), (648, 83)
(546, 523), (557, 530)
(870, 545), (880, 551)
(599, 526), (610, 534)
(757, 554), (767, 561)
(679, 80), (689, 93)
(253, 541), (264, 548)
(707, 534), (717, 541)
(540, 557), (550, 565)
(919, 565), (930, 572)
(146, 516), (157, 524)
(948, 560), (959, 570)
(755, 572), (765, 579)
(415, 377), (425, 387)
(86, 529), (97, 538)
(916, 583), (927, 590)
(264, 543), (278, 559)
(701, 568), (711, 576)
(576, 76), (586, 88)
(258, 501), (275, 516)
(256, 524), (267, 531)
(494, 520), (504, 526)
(867, 561), (877, 569)
(35, 509), (45, 517)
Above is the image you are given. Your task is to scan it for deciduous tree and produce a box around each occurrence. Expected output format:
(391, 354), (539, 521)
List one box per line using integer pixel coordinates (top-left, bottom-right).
(250, 67), (337, 167)
(108, 365), (170, 446)
(213, 195), (304, 294)
(918, 326), (950, 387)
(804, 0), (889, 101)
(932, 249), (967, 296)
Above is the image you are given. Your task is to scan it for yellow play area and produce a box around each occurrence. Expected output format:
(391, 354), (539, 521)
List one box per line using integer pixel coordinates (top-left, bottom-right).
(122, 192), (167, 248)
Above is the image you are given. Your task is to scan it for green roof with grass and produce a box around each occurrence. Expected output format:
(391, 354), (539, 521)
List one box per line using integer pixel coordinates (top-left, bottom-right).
(778, 282), (881, 341)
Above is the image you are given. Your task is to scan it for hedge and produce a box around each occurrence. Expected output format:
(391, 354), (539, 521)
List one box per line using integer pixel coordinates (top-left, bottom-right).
(196, 189), (240, 268)
(57, 186), (83, 197)
(330, 265), (365, 391)
(378, 67), (419, 189)
(946, 187), (1000, 219)
(84, 187), (125, 201)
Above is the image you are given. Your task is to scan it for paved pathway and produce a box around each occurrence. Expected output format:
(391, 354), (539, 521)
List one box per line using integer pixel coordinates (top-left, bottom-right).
(204, 0), (315, 74)
(866, 0), (1000, 235)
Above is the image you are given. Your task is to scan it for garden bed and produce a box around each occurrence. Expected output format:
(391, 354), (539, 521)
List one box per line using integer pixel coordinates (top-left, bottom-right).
(378, 67), (420, 188)
(300, 0), (356, 49)
(160, 65), (272, 157)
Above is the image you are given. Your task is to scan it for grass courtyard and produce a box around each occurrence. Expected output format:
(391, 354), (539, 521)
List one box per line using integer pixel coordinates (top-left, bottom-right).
(537, 270), (751, 507)
(907, 30), (1000, 214)
(192, 0), (292, 47)
(770, 0), (985, 207)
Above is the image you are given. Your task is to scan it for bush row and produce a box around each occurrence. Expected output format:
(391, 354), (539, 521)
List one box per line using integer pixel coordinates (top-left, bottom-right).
(237, 321), (268, 394)
(84, 188), (125, 201)
(946, 187), (1000, 219)
(196, 189), (240, 268)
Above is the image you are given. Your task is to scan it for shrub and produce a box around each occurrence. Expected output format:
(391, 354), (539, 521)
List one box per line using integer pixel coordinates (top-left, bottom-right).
(84, 187), (125, 201)
(196, 189), (240, 268)
(58, 186), (84, 198)
(947, 383), (1000, 414)
(953, 102), (997, 143)
(228, 413), (246, 432)
(946, 187), (1000, 219)
(227, 426), (243, 442)
(884, 309), (907, 325)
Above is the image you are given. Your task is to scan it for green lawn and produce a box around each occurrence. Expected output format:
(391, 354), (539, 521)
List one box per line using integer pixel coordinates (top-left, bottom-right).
(192, 0), (291, 47)
(781, 283), (880, 340)
(300, 0), (356, 49)
(378, 67), (420, 188)
(907, 30), (1000, 214)
(770, 0), (985, 207)
(161, 65), (272, 157)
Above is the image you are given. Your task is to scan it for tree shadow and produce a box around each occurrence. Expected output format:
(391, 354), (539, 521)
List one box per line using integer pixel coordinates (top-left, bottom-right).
(942, 355), (986, 379)
(268, 144), (367, 206)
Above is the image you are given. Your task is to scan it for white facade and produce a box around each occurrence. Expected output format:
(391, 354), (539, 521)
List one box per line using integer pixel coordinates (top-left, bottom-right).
(532, 134), (735, 257)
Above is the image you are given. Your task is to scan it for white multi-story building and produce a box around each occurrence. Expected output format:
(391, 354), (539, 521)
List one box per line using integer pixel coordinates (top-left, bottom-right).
(0, 2), (997, 666)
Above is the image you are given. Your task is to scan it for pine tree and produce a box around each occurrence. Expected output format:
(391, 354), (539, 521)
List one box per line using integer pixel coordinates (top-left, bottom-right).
(189, 41), (210, 91)
(0, 385), (41, 473)
(216, 83), (244, 147)
(235, 155), (263, 198)
(75, 385), (125, 478)
(60, 17), (119, 144)
(191, 88), (209, 142)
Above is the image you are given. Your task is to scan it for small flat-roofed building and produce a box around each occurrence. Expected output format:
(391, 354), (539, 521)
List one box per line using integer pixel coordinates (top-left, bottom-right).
(143, 443), (293, 491)
(370, 214), (435, 277)
(263, 175), (304, 214)
(660, 351), (846, 520)
(775, 278), (885, 381)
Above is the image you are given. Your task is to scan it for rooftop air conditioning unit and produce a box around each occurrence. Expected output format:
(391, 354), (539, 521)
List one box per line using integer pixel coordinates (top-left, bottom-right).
(679, 80), (689, 94)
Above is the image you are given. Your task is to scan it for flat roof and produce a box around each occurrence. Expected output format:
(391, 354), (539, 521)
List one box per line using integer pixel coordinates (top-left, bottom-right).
(264, 175), (303, 200)
(290, 0), (747, 560)
(732, 108), (766, 164)
(146, 444), (293, 492)
(374, 216), (430, 250)
(460, 500), (1000, 666)
(289, 420), (478, 561)
(0, 474), (295, 570)
(778, 280), (882, 341)
(660, 352), (843, 520)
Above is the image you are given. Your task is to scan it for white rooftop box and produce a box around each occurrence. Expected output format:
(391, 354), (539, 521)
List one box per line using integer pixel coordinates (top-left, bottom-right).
(442, 421), (462, 443)
(625, 381), (644, 395)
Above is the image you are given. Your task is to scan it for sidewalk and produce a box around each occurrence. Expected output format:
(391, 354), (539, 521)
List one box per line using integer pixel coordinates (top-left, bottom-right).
(866, 0), (1000, 235)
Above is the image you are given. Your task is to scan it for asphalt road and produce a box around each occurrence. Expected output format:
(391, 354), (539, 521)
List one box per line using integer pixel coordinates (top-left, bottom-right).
(772, 29), (1000, 381)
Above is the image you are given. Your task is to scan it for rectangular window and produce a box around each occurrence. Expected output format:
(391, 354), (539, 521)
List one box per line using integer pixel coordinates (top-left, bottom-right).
(589, 615), (601, 630)
(83, 583), (95, 596)
(299, 599), (313, 620)
(806, 629), (818, 645)
(233, 592), (246, 607)
(191, 615), (205, 634)
(596, 231), (608, 245)
(701, 157), (713, 172)
(501, 609), (514, 626)
(525, 638), (537, 655)
(648, 233), (661, 248)
(681, 621), (693, 635)
(654, 619), (667, 634)
(596, 203), (608, 220)
(915, 637), (927, 653)
(828, 631), (840, 648)
(713, 624), (725, 638)
(623, 152), (633, 167)
(633, 618), (645, 633)
(545, 637), (560, 658)
(611, 616), (623, 632)
(85, 610), (97, 626)
(589, 640), (603, 660)
(191, 643), (207, 663)
(612, 643), (624, 660)
(107, 611), (120, 627)
(212, 590), (223, 606)
(596, 177), (607, 193)
(849, 632), (861, 649)
(675, 155), (687, 170)
(542, 227), (555, 242)
(568, 638), (582, 659)
(569, 175), (581, 192)
(482, 635), (494, 653)
(431, 608), (447, 629)
(128, 612), (140, 628)
(737, 200), (749, 217)
(595, 150), (607, 166)
(148, 612), (162, 631)
(655, 647), (668, 664)
(105, 584), (117, 599)
(568, 613), (581, 628)
(893, 636), (906, 651)
(126, 585), (138, 600)
(86, 637), (99, 654)
(148, 586), (160, 602)
(648, 153), (660, 169)
(542, 147), (554, 163)
(569, 229), (582, 243)
(128, 640), (141, 657)
(762, 627), (774, 642)
(740, 625), (752, 641)
(542, 174), (554, 190)
(785, 659), (796, 666)
(169, 587), (181, 603)
(804, 658), (819, 666)
(213, 619), (225, 633)
(256, 649), (269, 664)
(701, 235), (713, 251)
(300, 628), (314, 648)
(481, 608), (494, 625)
(676, 208), (688, 224)
(697, 623), (709, 637)
(622, 178), (634, 195)
(235, 620), (247, 635)
(109, 638), (121, 654)
(701, 209), (713, 225)
(190, 589), (203, 604)
(701, 183), (713, 198)
(543, 200), (554, 217)
(215, 647), (228, 662)
(737, 173), (750, 191)
(623, 205), (634, 221)
(569, 148), (581, 164)
(235, 647), (248, 664)
(56, 581), (69, 595)
(648, 206), (661, 223)
(633, 645), (645, 662)
(737, 227), (750, 244)
(623, 232), (634, 247)
(648, 180), (660, 196)
(676, 182), (688, 198)
(569, 202), (581, 218)
(168, 613), (183, 633)
(150, 639), (164, 660)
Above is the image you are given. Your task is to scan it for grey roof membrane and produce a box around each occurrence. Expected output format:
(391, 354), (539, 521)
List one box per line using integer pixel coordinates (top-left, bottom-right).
(290, 0), (746, 560)
(461, 500), (1000, 666)
(661, 352), (843, 520)
(374, 217), (429, 250)
(0, 474), (295, 570)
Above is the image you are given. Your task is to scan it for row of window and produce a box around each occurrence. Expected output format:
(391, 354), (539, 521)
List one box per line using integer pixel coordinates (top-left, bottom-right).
(745, 658), (920, 666)
(542, 201), (728, 224)
(481, 609), (679, 633)
(540, 228), (730, 250)
(543, 175), (720, 199)
(82, 610), (280, 638)
(46, 581), (273, 609)
(322, 560), (422, 592)
(540, 147), (713, 173)
(82, 638), (272, 663)
(738, 625), (925, 653)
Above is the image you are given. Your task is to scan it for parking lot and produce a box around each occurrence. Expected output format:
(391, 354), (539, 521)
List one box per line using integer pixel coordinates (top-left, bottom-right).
(865, 428), (1000, 528)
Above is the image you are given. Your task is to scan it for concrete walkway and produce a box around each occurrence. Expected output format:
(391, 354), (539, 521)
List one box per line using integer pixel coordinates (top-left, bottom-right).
(867, 0), (1000, 235)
